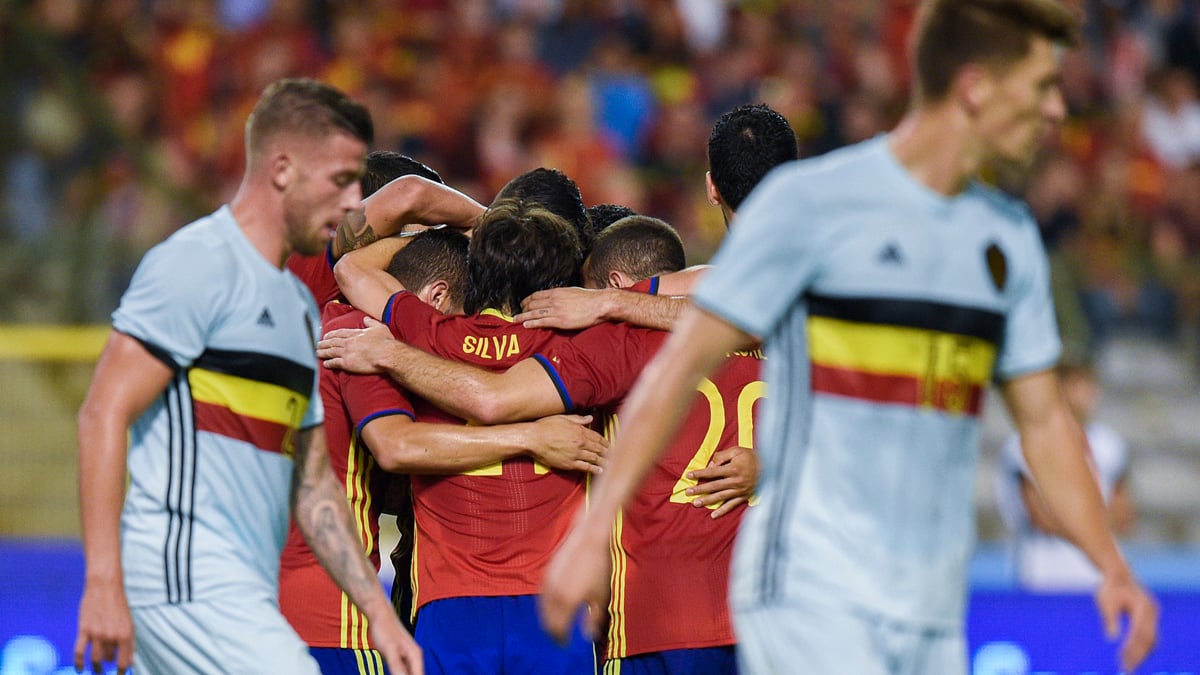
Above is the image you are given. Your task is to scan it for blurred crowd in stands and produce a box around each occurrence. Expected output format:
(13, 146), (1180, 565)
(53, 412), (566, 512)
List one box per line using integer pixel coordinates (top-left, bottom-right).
(2, 0), (1199, 364)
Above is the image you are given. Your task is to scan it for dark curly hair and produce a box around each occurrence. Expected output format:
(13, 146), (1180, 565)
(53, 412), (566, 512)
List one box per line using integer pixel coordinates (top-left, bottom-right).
(463, 198), (582, 315)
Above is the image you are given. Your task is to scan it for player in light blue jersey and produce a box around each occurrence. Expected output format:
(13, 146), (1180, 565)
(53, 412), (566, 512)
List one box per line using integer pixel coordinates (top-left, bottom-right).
(73, 78), (422, 675)
(540, 2), (1158, 674)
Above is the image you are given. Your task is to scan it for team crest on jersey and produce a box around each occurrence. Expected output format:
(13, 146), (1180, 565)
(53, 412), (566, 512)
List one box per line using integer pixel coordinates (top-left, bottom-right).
(985, 242), (1007, 292)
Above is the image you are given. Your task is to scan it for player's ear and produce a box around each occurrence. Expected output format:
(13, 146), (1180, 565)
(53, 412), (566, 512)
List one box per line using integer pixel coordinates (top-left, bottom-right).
(705, 172), (722, 207)
(608, 270), (634, 290)
(270, 151), (293, 192)
(955, 63), (994, 116)
(423, 279), (451, 313)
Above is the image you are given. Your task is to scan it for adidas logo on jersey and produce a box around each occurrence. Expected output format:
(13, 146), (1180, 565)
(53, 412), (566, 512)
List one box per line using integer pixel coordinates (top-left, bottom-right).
(257, 308), (275, 328)
(878, 243), (904, 264)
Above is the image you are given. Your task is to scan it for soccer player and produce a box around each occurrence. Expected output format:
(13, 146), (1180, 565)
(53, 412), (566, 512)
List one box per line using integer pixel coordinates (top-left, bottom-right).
(539, 2), (1159, 674)
(280, 228), (607, 674)
(515, 103), (799, 331)
(319, 216), (759, 674)
(74, 78), (421, 675)
(330, 199), (660, 674)
(585, 218), (761, 674)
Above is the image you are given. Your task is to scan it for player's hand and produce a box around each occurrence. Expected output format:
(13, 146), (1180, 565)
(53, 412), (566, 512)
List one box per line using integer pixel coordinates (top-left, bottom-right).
(74, 578), (134, 674)
(318, 317), (395, 373)
(685, 445), (759, 519)
(539, 520), (611, 643)
(529, 414), (609, 474)
(1095, 570), (1158, 672)
(517, 288), (610, 330)
(368, 612), (423, 675)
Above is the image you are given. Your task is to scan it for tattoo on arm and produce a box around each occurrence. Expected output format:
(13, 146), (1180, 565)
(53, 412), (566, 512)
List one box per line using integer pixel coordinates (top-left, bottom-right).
(335, 209), (379, 258)
(291, 431), (382, 606)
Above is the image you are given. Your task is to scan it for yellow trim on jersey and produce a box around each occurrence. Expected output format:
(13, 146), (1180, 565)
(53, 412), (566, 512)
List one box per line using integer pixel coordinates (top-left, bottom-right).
(340, 435), (376, 649)
(808, 315), (996, 384)
(606, 509), (628, 659)
(410, 524), (420, 625)
(189, 368), (309, 426)
(479, 307), (515, 322)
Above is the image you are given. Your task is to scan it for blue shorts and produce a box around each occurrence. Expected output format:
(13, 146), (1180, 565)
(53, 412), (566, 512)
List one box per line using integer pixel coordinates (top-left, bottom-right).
(415, 595), (597, 675)
(604, 646), (738, 675)
(309, 647), (389, 675)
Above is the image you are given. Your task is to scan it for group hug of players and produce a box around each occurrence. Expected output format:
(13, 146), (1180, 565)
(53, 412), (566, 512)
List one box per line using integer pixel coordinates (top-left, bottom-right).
(279, 103), (797, 675)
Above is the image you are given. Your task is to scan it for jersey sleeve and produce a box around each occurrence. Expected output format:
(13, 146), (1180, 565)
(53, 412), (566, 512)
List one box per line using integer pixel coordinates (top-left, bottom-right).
(994, 217), (1062, 380)
(112, 239), (232, 370)
(629, 277), (658, 295)
(321, 303), (414, 431)
(301, 297), (324, 429)
(343, 370), (416, 437)
(691, 165), (822, 339)
(539, 323), (666, 410)
(285, 244), (340, 306)
(383, 291), (439, 343)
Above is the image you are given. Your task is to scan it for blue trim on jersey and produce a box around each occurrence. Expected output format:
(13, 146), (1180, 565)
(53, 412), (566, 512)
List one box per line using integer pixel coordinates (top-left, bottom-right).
(382, 292), (404, 325)
(324, 242), (336, 270)
(532, 354), (575, 411)
(648, 277), (659, 296)
(355, 408), (416, 437)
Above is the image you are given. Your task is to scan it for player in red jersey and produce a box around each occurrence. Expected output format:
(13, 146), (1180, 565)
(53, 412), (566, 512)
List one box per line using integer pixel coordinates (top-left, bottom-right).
(320, 215), (762, 674)
(330, 198), (658, 675)
(281, 227), (608, 675)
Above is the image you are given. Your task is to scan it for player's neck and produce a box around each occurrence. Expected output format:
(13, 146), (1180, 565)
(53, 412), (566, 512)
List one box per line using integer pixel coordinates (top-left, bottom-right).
(230, 179), (289, 269)
(888, 106), (982, 197)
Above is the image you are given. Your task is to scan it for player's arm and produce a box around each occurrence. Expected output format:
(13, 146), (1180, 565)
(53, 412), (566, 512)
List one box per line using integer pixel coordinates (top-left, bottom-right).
(515, 288), (684, 331)
(1109, 474), (1137, 536)
(291, 426), (422, 675)
(331, 175), (485, 259)
(74, 331), (174, 675)
(318, 317), (567, 424)
(515, 266), (710, 331)
(539, 305), (750, 641)
(1001, 370), (1157, 672)
(361, 414), (607, 475)
(1017, 472), (1060, 535)
(334, 237), (410, 320)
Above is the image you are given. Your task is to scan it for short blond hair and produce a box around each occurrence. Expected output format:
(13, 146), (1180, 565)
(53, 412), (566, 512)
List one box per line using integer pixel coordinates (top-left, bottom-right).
(911, 0), (1081, 103)
(244, 78), (372, 158)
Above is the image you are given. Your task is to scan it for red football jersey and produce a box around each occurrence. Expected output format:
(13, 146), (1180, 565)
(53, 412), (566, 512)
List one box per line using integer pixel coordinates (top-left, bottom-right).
(603, 351), (763, 658)
(279, 302), (414, 648)
(549, 284), (764, 658)
(382, 292), (655, 610)
(285, 245), (342, 307)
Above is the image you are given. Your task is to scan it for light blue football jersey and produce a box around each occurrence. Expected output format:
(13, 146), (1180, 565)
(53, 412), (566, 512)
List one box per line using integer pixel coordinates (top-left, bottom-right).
(112, 205), (323, 607)
(693, 135), (1060, 627)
